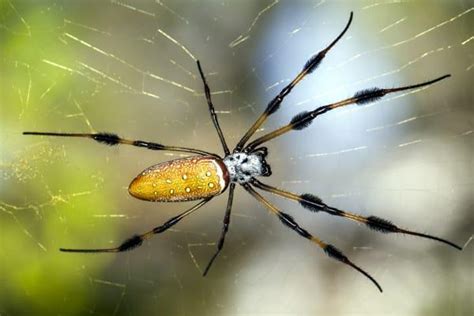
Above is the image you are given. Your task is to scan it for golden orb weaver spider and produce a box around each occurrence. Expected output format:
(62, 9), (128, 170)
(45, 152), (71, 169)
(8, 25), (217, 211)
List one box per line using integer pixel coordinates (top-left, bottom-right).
(24, 12), (462, 292)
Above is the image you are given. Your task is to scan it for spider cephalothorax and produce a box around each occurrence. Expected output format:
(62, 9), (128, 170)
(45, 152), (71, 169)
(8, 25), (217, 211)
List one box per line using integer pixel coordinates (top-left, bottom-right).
(224, 147), (271, 184)
(23, 12), (462, 292)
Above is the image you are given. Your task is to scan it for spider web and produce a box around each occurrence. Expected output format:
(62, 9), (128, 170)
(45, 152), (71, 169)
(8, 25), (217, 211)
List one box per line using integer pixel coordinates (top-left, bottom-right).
(1, 1), (473, 315)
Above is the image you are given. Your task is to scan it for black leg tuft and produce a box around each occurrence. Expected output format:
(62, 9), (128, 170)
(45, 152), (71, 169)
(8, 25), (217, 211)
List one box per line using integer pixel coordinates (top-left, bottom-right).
(299, 193), (324, 212)
(354, 88), (386, 105)
(118, 235), (144, 251)
(366, 216), (398, 233)
(92, 133), (120, 145)
(266, 96), (283, 115)
(303, 52), (324, 74)
(277, 211), (312, 239)
(278, 211), (296, 228)
(324, 244), (347, 262)
(290, 111), (313, 130)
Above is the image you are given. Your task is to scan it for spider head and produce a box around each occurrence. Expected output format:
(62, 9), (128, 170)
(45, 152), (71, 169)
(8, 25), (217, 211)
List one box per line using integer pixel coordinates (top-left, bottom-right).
(223, 147), (271, 184)
(251, 147), (271, 177)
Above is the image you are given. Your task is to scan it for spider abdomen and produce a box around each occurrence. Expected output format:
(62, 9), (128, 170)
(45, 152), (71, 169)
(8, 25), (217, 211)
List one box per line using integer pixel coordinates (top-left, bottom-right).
(128, 156), (229, 202)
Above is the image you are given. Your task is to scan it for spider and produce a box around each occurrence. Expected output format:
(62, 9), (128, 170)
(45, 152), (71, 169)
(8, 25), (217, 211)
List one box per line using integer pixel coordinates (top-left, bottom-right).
(24, 12), (462, 292)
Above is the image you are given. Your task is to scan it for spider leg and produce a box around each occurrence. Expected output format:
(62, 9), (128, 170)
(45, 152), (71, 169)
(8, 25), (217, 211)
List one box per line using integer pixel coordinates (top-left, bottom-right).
(243, 183), (383, 293)
(23, 131), (218, 157)
(60, 198), (212, 253)
(196, 61), (230, 156)
(203, 183), (236, 276)
(234, 12), (354, 152)
(251, 178), (462, 250)
(245, 74), (451, 151)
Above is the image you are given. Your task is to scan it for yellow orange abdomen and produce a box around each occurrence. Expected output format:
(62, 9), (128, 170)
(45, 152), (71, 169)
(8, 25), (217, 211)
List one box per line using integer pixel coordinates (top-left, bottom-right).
(128, 156), (229, 202)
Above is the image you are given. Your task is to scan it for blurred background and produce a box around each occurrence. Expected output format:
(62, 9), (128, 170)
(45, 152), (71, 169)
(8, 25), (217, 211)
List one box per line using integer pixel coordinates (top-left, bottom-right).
(1, 1), (472, 315)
